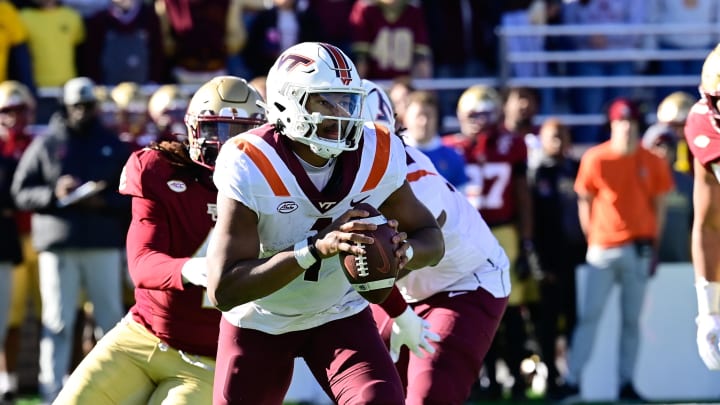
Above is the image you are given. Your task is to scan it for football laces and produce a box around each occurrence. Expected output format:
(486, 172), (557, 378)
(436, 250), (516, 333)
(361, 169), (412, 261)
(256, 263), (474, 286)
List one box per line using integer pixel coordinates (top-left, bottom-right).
(353, 241), (370, 277)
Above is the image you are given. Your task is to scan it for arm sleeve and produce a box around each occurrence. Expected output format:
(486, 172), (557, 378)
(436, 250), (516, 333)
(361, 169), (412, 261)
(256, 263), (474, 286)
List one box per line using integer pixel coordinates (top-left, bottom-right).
(10, 139), (56, 212)
(125, 196), (188, 291)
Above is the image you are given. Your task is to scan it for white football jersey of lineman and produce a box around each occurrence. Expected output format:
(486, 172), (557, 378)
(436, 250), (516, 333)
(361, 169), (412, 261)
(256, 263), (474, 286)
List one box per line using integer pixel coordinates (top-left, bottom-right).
(213, 123), (407, 334)
(399, 145), (511, 302)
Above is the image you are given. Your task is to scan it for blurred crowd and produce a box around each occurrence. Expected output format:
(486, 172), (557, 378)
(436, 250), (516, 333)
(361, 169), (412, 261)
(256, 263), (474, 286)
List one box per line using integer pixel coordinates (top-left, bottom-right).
(0, 0), (714, 403)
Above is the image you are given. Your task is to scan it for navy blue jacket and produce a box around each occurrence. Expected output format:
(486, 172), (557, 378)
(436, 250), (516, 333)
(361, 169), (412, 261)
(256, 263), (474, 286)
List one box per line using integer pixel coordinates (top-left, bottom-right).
(11, 113), (131, 251)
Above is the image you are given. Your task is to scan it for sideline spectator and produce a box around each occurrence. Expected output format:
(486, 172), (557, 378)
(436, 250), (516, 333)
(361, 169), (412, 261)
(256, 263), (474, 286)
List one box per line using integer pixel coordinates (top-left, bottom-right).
(561, 0), (647, 143)
(155, 0), (247, 85)
(401, 89), (467, 187)
(642, 123), (693, 262)
(501, 0), (549, 78)
(81, 0), (166, 85)
(350, 0), (432, 79)
(388, 76), (414, 133)
(420, 0), (501, 120)
(19, 0), (85, 88)
(242, 0), (324, 80)
(11, 77), (130, 403)
(527, 118), (585, 397)
(304, 0), (356, 54)
(0, 0), (35, 93)
(553, 98), (673, 402)
(649, 0), (720, 101)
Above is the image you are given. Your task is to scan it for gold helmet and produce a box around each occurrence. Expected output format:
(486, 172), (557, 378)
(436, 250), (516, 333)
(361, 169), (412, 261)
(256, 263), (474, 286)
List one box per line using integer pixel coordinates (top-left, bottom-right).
(657, 91), (695, 124)
(110, 82), (148, 112)
(185, 76), (266, 169)
(700, 44), (720, 123)
(0, 80), (36, 111)
(457, 85), (501, 115)
(93, 85), (120, 129)
(0, 81), (36, 133)
(111, 82), (150, 137)
(457, 85), (501, 135)
(148, 84), (188, 124)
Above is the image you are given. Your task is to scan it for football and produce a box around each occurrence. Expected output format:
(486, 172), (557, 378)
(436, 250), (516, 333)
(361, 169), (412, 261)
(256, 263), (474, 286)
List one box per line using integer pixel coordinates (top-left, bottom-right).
(340, 202), (400, 303)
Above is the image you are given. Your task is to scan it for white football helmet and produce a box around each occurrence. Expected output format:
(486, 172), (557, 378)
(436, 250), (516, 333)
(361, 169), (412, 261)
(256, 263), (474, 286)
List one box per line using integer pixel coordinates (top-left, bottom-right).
(361, 79), (397, 133)
(265, 42), (365, 159)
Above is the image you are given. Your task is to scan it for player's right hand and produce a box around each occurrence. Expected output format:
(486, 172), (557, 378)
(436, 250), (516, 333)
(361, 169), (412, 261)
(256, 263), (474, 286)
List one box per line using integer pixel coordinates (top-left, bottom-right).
(696, 314), (720, 370)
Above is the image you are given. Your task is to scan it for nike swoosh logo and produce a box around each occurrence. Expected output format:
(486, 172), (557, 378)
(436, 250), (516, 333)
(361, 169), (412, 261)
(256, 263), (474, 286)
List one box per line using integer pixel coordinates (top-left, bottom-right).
(448, 291), (468, 298)
(350, 195), (370, 207)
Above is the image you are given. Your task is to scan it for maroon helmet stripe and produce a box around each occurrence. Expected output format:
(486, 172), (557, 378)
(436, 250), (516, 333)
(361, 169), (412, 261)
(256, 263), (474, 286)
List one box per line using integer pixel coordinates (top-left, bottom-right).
(320, 43), (351, 84)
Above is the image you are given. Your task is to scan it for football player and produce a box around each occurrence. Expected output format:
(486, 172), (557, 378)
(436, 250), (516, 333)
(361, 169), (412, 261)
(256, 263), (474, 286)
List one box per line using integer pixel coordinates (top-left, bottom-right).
(362, 79), (511, 405)
(53, 76), (266, 404)
(111, 81), (153, 150)
(657, 90), (696, 174)
(0, 80), (39, 402)
(443, 84), (539, 399)
(147, 84), (190, 143)
(685, 44), (720, 371)
(207, 42), (445, 405)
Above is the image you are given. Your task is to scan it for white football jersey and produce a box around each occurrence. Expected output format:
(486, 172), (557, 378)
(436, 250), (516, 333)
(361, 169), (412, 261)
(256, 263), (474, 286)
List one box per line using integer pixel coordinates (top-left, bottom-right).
(213, 123), (407, 334)
(399, 145), (511, 302)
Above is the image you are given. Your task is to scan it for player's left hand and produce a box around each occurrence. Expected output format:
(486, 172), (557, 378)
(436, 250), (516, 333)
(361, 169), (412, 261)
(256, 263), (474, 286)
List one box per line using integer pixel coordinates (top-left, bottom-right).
(697, 314), (720, 370)
(390, 307), (440, 363)
(181, 257), (208, 287)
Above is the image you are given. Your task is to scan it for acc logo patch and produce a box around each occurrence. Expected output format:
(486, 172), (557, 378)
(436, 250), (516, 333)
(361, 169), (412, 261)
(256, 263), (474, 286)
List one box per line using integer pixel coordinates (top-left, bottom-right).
(167, 180), (187, 193)
(694, 134), (711, 149)
(277, 201), (298, 213)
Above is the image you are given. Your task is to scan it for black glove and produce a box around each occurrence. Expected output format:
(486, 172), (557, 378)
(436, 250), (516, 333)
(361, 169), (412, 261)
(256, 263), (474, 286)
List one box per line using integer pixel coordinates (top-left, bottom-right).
(515, 240), (543, 281)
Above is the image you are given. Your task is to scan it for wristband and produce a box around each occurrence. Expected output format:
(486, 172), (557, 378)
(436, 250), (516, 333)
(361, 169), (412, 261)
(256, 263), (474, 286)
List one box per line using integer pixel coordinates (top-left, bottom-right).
(307, 237), (321, 262)
(696, 278), (720, 315)
(294, 238), (318, 270)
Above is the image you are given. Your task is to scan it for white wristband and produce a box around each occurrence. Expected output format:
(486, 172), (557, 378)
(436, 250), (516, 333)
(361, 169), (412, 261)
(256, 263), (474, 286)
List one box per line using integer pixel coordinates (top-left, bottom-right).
(696, 278), (720, 315)
(294, 239), (317, 270)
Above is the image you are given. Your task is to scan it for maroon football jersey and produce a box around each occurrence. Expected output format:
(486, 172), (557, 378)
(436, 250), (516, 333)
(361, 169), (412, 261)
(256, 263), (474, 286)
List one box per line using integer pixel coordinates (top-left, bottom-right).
(349, 0), (431, 79)
(120, 148), (220, 357)
(685, 99), (720, 167)
(443, 129), (528, 226)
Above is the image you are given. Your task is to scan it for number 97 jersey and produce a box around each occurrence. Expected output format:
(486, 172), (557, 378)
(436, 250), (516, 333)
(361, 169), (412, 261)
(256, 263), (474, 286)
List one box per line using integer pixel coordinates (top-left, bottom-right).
(443, 130), (528, 226)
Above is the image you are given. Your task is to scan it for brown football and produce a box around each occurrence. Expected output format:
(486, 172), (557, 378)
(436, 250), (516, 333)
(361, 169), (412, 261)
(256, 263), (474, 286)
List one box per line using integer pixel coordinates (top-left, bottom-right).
(340, 202), (400, 303)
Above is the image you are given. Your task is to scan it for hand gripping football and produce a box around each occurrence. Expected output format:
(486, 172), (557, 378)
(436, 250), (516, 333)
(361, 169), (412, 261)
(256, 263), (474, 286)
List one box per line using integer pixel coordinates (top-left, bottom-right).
(340, 203), (400, 303)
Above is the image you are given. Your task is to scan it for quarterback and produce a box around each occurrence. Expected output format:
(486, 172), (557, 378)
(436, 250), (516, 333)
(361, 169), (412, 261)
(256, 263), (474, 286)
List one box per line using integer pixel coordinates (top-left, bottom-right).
(362, 79), (511, 405)
(54, 76), (265, 404)
(207, 42), (445, 405)
(685, 44), (720, 371)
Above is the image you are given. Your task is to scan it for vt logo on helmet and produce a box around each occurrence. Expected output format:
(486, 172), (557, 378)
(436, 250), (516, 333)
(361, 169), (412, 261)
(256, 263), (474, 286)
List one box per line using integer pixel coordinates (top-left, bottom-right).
(265, 42), (366, 159)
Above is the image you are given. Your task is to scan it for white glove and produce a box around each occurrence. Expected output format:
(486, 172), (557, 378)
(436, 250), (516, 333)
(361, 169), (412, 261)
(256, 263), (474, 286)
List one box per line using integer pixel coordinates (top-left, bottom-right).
(181, 257), (207, 287)
(696, 314), (720, 370)
(696, 279), (720, 369)
(389, 307), (441, 363)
